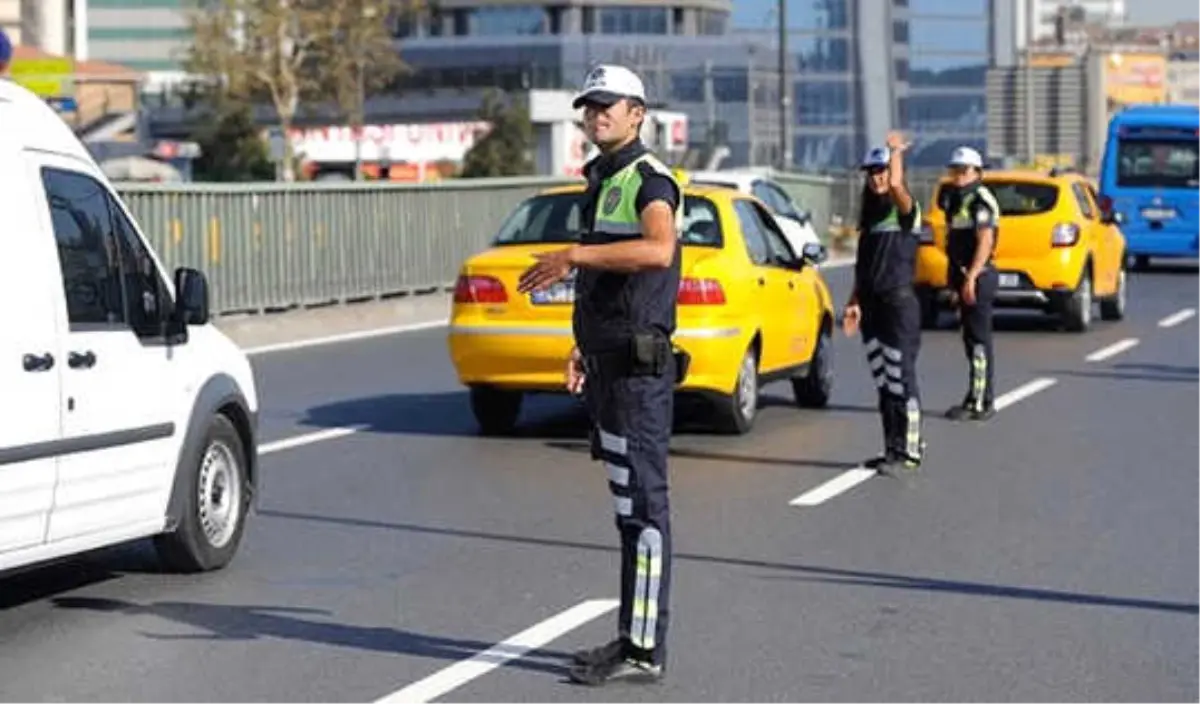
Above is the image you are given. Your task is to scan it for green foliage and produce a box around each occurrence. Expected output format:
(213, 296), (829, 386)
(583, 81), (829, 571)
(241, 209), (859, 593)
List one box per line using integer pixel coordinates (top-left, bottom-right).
(190, 99), (276, 182)
(460, 90), (534, 178)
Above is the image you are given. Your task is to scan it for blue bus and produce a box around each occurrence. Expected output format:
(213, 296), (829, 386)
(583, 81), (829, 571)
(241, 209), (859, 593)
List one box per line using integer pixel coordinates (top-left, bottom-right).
(1098, 104), (1200, 268)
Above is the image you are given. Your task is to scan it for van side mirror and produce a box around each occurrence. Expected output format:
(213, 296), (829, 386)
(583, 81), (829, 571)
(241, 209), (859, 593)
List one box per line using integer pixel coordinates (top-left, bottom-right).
(174, 267), (210, 326)
(1104, 211), (1125, 226)
(801, 242), (828, 265)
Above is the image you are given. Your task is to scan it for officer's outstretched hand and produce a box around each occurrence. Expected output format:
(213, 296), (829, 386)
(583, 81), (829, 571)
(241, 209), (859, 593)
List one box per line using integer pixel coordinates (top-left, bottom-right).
(566, 347), (586, 396)
(841, 303), (861, 337)
(518, 248), (576, 293)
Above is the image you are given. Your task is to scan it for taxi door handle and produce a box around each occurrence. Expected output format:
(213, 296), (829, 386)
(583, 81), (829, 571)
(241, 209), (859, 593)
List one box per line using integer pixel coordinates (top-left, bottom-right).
(788, 280), (795, 290)
(757, 277), (765, 286)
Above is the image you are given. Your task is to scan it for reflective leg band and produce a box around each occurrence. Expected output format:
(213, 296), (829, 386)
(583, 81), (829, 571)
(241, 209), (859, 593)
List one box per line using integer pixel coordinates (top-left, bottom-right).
(906, 397), (922, 460)
(629, 527), (663, 651)
(971, 344), (987, 411)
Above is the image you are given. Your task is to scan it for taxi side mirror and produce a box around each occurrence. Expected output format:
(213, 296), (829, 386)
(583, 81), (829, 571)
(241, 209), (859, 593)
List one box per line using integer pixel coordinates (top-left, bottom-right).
(801, 242), (828, 265)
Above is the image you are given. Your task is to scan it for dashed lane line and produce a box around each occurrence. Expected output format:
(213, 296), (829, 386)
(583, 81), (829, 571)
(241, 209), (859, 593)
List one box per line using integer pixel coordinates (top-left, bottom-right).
(1084, 338), (1140, 363)
(374, 598), (619, 704)
(258, 426), (364, 455)
(1158, 308), (1197, 329)
(789, 377), (1059, 508)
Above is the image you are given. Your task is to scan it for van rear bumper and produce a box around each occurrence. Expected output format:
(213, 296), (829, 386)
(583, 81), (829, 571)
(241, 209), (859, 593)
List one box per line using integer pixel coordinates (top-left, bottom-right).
(1124, 230), (1199, 257)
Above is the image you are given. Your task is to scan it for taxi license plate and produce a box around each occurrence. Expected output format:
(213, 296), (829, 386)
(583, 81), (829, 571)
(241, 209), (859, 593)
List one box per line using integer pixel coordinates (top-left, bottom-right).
(998, 273), (1020, 288)
(1141, 207), (1177, 220)
(531, 282), (575, 305)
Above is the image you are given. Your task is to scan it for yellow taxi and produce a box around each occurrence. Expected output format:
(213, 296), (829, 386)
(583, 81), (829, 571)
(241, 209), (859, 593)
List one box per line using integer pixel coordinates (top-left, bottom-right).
(914, 168), (1128, 332)
(447, 183), (837, 435)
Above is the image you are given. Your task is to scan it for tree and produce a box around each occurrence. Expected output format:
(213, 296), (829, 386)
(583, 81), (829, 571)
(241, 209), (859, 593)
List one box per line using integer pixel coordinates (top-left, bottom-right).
(190, 93), (277, 182)
(317, 1), (418, 177)
(460, 90), (535, 178)
(185, 0), (421, 181)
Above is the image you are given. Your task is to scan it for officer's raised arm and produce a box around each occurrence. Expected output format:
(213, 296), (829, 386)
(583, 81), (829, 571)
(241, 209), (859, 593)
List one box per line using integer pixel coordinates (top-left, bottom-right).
(884, 131), (916, 217)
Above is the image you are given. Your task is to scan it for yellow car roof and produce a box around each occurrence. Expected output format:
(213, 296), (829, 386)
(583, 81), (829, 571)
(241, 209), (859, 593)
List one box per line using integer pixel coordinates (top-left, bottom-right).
(536, 182), (737, 199)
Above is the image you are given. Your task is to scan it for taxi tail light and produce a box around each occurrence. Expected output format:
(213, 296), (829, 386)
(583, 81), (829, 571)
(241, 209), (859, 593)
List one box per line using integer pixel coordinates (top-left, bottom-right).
(1051, 223), (1080, 247)
(677, 278), (725, 305)
(919, 219), (935, 245)
(454, 274), (507, 303)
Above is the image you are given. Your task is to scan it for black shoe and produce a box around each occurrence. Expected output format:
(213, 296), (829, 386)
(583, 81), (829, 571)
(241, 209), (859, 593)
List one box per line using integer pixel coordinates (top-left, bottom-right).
(571, 638), (624, 666)
(944, 404), (972, 421)
(946, 402), (994, 422)
(865, 453), (917, 475)
(568, 653), (664, 687)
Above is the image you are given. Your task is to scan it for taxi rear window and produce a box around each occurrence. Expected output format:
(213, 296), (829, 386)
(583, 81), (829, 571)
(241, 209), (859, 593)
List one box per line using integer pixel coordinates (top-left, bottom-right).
(492, 193), (723, 247)
(932, 181), (1059, 216)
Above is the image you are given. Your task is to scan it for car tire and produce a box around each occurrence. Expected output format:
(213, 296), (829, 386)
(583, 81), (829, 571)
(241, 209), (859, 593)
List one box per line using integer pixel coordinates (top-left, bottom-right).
(714, 344), (759, 435)
(1063, 267), (1093, 333)
(1100, 265), (1127, 321)
(153, 413), (251, 573)
(792, 322), (832, 408)
(469, 386), (523, 436)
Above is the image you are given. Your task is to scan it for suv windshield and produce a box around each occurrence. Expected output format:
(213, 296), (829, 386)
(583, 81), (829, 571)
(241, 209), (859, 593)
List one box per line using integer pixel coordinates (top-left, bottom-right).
(493, 192), (724, 247)
(934, 181), (1060, 216)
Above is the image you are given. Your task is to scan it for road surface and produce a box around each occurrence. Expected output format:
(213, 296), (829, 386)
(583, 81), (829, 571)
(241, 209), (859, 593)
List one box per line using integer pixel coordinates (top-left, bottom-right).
(1, 263), (1196, 702)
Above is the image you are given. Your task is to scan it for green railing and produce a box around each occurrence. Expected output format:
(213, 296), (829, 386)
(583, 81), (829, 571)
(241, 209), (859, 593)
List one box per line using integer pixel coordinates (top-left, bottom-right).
(116, 169), (921, 317)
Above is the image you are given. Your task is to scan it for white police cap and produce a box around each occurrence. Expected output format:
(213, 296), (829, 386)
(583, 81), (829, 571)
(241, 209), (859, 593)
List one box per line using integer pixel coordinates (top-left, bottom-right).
(948, 146), (984, 168)
(860, 146), (891, 169)
(573, 64), (647, 109)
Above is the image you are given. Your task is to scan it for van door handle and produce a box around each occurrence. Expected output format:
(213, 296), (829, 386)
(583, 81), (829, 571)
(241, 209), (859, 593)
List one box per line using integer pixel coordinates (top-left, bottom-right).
(23, 352), (54, 372)
(758, 277), (765, 286)
(788, 280), (795, 289)
(68, 351), (97, 369)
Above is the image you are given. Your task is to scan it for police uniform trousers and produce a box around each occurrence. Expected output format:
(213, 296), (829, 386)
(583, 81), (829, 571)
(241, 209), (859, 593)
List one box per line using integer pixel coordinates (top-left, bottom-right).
(584, 354), (675, 668)
(951, 267), (997, 411)
(859, 286), (923, 462)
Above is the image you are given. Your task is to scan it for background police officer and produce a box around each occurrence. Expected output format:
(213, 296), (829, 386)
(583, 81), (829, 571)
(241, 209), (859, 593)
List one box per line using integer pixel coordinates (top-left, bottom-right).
(842, 131), (924, 473)
(940, 146), (1001, 421)
(517, 64), (681, 687)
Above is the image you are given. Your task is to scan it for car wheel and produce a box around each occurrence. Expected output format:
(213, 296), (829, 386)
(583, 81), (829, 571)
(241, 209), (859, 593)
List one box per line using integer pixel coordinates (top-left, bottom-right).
(1063, 267), (1093, 332)
(154, 413), (251, 573)
(1100, 266), (1127, 321)
(469, 386), (523, 436)
(714, 345), (759, 435)
(792, 322), (832, 408)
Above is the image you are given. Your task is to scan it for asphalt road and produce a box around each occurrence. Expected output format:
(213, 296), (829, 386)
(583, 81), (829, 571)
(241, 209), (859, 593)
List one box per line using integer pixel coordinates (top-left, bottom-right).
(2, 262), (1197, 702)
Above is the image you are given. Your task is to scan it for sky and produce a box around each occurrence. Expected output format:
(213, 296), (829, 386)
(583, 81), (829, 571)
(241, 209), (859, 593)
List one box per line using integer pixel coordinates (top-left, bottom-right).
(730, 0), (1199, 29)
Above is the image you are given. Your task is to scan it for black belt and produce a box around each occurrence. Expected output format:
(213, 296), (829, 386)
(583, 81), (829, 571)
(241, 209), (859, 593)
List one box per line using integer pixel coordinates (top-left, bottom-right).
(584, 333), (689, 384)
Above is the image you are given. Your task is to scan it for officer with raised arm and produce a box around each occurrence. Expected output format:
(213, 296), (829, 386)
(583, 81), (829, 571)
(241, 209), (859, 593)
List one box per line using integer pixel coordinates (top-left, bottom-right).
(940, 146), (1001, 421)
(517, 64), (683, 687)
(842, 131), (925, 473)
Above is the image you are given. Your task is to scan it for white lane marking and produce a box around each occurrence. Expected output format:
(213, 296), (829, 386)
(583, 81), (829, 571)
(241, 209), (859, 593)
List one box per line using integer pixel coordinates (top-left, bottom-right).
(258, 426), (364, 455)
(1085, 337), (1140, 363)
(789, 468), (876, 507)
(1158, 308), (1197, 329)
(994, 377), (1058, 410)
(375, 598), (619, 704)
(790, 377), (1059, 508)
(243, 320), (448, 356)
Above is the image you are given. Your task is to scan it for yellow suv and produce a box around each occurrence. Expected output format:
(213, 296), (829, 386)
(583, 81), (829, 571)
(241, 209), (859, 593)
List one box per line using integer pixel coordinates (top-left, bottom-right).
(914, 169), (1127, 332)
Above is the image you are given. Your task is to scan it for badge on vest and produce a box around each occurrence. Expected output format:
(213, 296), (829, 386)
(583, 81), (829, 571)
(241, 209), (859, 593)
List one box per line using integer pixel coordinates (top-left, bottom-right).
(603, 187), (623, 215)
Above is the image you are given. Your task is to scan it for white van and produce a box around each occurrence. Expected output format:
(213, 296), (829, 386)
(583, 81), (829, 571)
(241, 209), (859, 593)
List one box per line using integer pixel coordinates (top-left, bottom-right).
(0, 80), (259, 576)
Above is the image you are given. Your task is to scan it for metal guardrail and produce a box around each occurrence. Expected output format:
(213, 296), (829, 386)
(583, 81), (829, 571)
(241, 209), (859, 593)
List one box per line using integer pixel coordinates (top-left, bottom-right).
(115, 169), (942, 317)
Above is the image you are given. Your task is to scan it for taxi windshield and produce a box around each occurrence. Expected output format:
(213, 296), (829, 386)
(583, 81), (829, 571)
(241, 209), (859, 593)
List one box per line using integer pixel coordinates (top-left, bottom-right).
(935, 181), (1059, 216)
(492, 192), (724, 247)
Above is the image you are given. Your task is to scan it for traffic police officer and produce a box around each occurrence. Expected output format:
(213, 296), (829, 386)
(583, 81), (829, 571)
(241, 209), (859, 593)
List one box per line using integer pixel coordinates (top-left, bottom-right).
(940, 146), (1001, 421)
(517, 63), (682, 686)
(842, 132), (924, 473)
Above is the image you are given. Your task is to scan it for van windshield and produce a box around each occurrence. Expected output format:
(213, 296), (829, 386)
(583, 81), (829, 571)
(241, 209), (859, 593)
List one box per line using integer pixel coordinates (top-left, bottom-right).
(492, 192), (724, 247)
(1116, 138), (1199, 189)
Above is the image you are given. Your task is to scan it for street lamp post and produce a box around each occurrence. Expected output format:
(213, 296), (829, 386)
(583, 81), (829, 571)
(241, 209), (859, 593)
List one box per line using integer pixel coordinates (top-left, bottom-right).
(778, 0), (792, 170)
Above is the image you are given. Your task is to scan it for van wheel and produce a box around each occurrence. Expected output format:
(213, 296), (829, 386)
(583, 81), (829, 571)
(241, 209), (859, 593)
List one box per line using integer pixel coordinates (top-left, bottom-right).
(714, 345), (759, 435)
(792, 323), (832, 408)
(1100, 266), (1127, 321)
(154, 413), (250, 573)
(469, 386), (523, 435)
(1063, 268), (1093, 333)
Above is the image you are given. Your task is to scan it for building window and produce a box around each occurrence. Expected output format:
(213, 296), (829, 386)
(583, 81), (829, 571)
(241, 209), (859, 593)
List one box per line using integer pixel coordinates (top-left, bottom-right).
(894, 58), (910, 81)
(783, 0), (850, 31)
(907, 0), (988, 16)
(907, 17), (988, 53)
(893, 21), (909, 42)
(470, 6), (545, 35)
(795, 81), (853, 126)
(907, 54), (988, 87)
(697, 9), (729, 35)
(598, 7), (669, 34)
(793, 35), (851, 73)
(898, 94), (986, 132)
